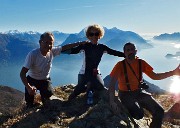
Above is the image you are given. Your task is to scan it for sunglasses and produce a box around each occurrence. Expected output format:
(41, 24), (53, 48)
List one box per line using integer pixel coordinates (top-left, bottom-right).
(89, 32), (100, 37)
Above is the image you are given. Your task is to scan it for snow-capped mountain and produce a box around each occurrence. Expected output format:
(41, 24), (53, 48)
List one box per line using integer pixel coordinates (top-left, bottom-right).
(0, 27), (152, 64)
(62, 27), (152, 51)
(51, 31), (70, 45)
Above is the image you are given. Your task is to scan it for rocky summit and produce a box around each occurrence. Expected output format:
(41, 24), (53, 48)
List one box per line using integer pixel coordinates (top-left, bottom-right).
(1, 84), (180, 128)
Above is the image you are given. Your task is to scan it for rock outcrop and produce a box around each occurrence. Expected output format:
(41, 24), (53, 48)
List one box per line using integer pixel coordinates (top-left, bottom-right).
(1, 84), (179, 128)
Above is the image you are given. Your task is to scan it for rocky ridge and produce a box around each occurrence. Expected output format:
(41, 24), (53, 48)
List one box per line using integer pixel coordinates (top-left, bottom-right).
(1, 84), (179, 128)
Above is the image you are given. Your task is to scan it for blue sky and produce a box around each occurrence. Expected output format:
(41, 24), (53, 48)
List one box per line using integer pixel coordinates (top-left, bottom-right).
(1, 0), (180, 36)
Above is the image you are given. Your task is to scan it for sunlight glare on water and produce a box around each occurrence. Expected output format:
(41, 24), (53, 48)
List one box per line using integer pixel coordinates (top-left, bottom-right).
(169, 76), (180, 94)
(174, 44), (180, 48)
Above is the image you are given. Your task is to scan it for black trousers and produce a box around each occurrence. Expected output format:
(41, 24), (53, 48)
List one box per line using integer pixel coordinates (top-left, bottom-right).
(25, 76), (53, 106)
(73, 74), (104, 96)
(119, 90), (164, 128)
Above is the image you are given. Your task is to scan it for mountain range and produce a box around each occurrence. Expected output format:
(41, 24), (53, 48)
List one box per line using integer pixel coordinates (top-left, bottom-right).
(1, 28), (180, 65)
(0, 27), (152, 64)
(153, 32), (180, 59)
(153, 32), (180, 41)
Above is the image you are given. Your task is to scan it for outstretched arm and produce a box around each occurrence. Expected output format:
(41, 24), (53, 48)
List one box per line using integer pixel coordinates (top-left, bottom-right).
(147, 64), (180, 80)
(61, 41), (88, 52)
(105, 45), (125, 57)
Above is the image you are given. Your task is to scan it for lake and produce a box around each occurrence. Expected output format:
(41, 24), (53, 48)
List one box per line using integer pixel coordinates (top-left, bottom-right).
(0, 38), (179, 92)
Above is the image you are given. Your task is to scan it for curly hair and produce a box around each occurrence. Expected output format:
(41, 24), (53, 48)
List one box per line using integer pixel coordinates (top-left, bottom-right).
(85, 24), (104, 39)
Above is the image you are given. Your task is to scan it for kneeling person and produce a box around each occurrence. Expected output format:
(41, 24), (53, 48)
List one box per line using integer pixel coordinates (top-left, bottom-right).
(20, 32), (85, 108)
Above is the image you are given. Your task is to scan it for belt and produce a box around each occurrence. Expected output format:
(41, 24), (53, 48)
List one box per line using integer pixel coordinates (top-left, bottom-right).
(27, 76), (50, 81)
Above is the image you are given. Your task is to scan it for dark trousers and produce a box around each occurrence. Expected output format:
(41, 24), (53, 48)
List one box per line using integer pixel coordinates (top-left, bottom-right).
(73, 74), (104, 96)
(25, 76), (54, 106)
(119, 90), (164, 128)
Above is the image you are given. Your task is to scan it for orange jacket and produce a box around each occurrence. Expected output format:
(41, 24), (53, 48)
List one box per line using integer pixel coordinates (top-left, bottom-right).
(110, 58), (153, 91)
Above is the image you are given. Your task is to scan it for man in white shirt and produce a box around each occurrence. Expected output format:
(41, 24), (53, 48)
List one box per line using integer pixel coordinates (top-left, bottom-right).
(20, 32), (85, 108)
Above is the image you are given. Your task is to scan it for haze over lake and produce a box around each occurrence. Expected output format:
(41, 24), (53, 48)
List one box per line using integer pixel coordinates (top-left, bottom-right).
(0, 37), (179, 92)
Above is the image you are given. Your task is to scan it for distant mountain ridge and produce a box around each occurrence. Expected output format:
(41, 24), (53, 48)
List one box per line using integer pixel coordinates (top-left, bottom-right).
(0, 31), (70, 63)
(153, 32), (180, 41)
(166, 51), (180, 59)
(0, 27), (152, 64)
(153, 32), (180, 59)
(0, 33), (38, 63)
(62, 27), (152, 51)
(2, 30), (70, 45)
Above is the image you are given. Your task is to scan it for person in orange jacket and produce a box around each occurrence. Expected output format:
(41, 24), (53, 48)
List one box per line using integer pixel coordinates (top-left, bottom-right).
(109, 42), (180, 128)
